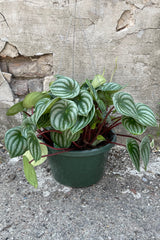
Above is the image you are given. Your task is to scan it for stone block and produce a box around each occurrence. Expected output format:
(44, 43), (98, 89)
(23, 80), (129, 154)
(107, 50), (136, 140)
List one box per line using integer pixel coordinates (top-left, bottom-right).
(11, 80), (28, 96)
(7, 54), (53, 78)
(28, 79), (43, 92)
(0, 71), (13, 102)
(43, 75), (55, 91)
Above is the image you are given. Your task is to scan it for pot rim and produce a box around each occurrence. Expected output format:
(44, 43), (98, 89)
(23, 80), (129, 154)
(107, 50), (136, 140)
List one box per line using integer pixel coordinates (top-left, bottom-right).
(48, 133), (116, 157)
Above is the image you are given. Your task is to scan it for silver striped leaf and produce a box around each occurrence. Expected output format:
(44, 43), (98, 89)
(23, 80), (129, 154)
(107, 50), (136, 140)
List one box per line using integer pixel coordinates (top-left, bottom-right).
(23, 140), (48, 167)
(113, 92), (138, 118)
(136, 103), (157, 127)
(50, 99), (78, 131)
(50, 76), (80, 99)
(74, 90), (93, 116)
(98, 82), (124, 93)
(5, 127), (28, 158)
(85, 79), (98, 101)
(23, 92), (50, 108)
(126, 138), (140, 171)
(21, 118), (37, 138)
(23, 156), (38, 188)
(50, 129), (81, 148)
(34, 97), (60, 124)
(27, 131), (41, 162)
(37, 113), (51, 128)
(71, 106), (95, 134)
(122, 116), (146, 135)
(140, 136), (150, 170)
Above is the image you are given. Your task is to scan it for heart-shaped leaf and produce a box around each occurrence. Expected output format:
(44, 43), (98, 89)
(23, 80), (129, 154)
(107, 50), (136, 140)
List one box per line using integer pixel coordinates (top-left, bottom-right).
(140, 136), (150, 170)
(23, 140), (48, 167)
(50, 76), (80, 99)
(122, 116), (146, 135)
(71, 106), (95, 134)
(6, 101), (24, 116)
(23, 156), (38, 188)
(27, 131), (41, 162)
(37, 113), (51, 128)
(126, 138), (140, 171)
(21, 118), (37, 138)
(23, 92), (50, 108)
(73, 90), (93, 116)
(113, 92), (138, 118)
(136, 103), (157, 127)
(50, 99), (78, 131)
(5, 127), (28, 158)
(50, 129), (81, 148)
(34, 97), (60, 123)
(98, 82), (124, 93)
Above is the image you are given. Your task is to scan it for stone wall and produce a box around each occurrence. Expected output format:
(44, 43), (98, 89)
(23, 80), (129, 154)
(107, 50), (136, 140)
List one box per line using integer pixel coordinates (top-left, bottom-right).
(0, 0), (160, 140)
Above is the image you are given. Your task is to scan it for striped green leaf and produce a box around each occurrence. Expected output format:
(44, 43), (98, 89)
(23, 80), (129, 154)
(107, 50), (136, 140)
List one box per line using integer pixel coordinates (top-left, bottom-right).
(50, 129), (81, 148)
(37, 113), (51, 128)
(113, 92), (137, 118)
(50, 99), (78, 131)
(122, 116), (146, 135)
(23, 156), (38, 188)
(98, 91), (113, 106)
(136, 103), (157, 127)
(23, 92), (50, 109)
(85, 79), (98, 101)
(50, 76), (80, 99)
(21, 118), (36, 138)
(6, 101), (24, 116)
(71, 106), (95, 134)
(5, 127), (28, 158)
(97, 99), (107, 117)
(126, 139), (140, 171)
(27, 131), (41, 162)
(98, 82), (124, 93)
(34, 97), (60, 123)
(74, 90), (93, 116)
(140, 136), (150, 170)
(23, 140), (48, 167)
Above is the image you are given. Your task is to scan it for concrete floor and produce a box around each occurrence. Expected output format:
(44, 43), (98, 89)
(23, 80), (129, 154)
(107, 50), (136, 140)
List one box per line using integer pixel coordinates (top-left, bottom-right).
(0, 144), (160, 240)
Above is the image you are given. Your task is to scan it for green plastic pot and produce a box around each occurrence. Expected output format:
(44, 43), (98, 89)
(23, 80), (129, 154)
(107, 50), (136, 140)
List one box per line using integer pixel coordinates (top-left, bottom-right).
(48, 134), (116, 188)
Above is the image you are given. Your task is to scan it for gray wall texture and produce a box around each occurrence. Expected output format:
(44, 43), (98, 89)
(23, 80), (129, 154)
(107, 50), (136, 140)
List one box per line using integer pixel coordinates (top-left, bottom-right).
(0, 0), (160, 140)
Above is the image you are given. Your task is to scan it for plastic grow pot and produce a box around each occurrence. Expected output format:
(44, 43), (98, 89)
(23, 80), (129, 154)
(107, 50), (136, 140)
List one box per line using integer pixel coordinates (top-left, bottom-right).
(47, 133), (116, 188)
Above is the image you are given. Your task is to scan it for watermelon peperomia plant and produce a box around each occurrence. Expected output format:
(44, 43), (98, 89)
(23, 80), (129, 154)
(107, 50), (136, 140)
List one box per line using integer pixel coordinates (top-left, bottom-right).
(5, 73), (157, 187)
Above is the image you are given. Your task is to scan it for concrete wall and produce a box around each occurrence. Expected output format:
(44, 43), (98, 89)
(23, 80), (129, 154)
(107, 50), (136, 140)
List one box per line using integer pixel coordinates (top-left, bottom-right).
(0, 0), (160, 140)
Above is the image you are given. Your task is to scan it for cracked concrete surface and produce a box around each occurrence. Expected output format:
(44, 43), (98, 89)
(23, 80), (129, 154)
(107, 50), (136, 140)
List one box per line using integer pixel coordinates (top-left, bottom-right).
(0, 144), (160, 240)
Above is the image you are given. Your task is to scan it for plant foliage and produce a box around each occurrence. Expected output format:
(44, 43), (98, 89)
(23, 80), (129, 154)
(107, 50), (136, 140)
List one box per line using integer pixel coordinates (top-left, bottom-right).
(4, 70), (157, 187)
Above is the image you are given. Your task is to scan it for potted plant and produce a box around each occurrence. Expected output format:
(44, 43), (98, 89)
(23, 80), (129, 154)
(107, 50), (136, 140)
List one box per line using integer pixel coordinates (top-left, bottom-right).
(4, 72), (157, 188)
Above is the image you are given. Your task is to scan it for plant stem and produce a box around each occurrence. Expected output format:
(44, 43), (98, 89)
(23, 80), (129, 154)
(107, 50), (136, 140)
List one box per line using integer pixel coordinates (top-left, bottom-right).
(116, 133), (141, 143)
(72, 141), (82, 148)
(23, 111), (31, 117)
(90, 106), (115, 145)
(37, 129), (61, 137)
(106, 140), (126, 147)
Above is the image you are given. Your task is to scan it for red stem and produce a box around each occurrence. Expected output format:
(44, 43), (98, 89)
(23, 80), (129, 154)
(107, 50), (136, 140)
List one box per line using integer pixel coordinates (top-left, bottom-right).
(106, 140), (126, 147)
(37, 129), (61, 137)
(72, 141), (82, 149)
(116, 133), (141, 143)
(23, 111), (31, 117)
(90, 106), (115, 145)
